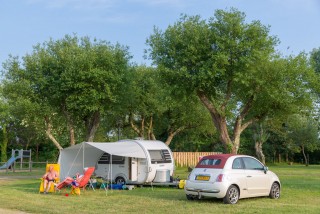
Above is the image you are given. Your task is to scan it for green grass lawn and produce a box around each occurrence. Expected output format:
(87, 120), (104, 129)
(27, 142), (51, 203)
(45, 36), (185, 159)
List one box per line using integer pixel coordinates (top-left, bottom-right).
(0, 165), (320, 214)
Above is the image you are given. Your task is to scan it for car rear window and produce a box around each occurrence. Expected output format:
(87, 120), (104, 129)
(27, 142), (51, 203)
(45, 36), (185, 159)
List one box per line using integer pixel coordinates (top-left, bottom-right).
(198, 158), (221, 166)
(195, 154), (233, 169)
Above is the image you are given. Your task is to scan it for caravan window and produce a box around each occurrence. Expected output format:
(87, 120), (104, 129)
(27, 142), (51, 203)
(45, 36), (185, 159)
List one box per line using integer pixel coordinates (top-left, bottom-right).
(97, 153), (125, 164)
(148, 150), (172, 164)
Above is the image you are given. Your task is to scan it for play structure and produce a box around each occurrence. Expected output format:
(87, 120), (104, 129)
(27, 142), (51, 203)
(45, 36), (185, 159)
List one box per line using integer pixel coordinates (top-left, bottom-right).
(0, 149), (32, 172)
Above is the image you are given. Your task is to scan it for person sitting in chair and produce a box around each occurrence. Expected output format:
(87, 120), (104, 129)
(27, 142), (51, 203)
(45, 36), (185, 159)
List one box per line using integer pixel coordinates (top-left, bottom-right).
(71, 167), (88, 186)
(42, 165), (59, 194)
(56, 167), (88, 189)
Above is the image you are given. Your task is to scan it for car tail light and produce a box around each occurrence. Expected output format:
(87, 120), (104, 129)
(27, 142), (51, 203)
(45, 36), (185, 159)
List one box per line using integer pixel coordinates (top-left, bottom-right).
(216, 174), (224, 182)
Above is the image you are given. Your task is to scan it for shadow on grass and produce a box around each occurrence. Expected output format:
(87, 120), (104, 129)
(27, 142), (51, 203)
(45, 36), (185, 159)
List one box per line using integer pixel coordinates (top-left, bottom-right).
(1, 178), (279, 206)
(108, 185), (224, 204)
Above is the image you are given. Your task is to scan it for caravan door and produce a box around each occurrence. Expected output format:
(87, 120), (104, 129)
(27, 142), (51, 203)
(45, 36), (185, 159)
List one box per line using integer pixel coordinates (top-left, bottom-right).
(137, 158), (149, 183)
(129, 158), (138, 181)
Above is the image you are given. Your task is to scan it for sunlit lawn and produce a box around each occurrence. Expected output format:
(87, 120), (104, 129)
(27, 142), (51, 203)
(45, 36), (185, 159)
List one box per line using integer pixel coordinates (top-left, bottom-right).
(0, 165), (320, 214)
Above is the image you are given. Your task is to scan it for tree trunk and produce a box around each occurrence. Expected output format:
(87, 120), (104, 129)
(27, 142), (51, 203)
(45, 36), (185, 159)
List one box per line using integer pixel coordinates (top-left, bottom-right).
(150, 133), (156, 140)
(69, 126), (75, 145)
(44, 116), (63, 150)
(165, 132), (175, 146)
(231, 119), (242, 154)
(165, 126), (185, 146)
(36, 143), (39, 162)
(253, 123), (268, 164)
(130, 120), (142, 137)
(219, 119), (234, 153)
(197, 90), (257, 155)
(130, 120), (143, 138)
(147, 116), (154, 140)
(130, 115), (145, 139)
(85, 111), (100, 142)
(141, 117), (145, 138)
(278, 153), (281, 163)
(1, 125), (8, 162)
(197, 91), (233, 152)
(255, 141), (265, 164)
(62, 106), (76, 146)
(301, 146), (308, 166)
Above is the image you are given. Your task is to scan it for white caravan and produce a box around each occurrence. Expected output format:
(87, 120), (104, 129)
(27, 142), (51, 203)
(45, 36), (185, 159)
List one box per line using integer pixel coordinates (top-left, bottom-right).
(58, 139), (175, 185)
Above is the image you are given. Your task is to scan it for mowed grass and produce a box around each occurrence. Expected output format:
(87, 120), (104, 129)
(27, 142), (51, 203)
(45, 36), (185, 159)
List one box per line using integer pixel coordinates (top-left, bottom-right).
(0, 165), (320, 214)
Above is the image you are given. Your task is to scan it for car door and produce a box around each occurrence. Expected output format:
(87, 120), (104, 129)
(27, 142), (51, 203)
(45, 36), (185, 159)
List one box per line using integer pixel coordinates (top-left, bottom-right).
(230, 157), (248, 198)
(243, 157), (269, 196)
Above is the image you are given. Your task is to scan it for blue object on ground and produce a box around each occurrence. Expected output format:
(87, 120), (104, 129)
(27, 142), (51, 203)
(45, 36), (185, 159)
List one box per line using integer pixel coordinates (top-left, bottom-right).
(110, 184), (123, 190)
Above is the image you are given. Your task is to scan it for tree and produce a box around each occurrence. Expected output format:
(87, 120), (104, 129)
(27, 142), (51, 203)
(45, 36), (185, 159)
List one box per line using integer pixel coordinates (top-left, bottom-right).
(1, 57), (69, 152)
(252, 122), (269, 164)
(310, 47), (320, 130)
(311, 48), (320, 74)
(121, 65), (212, 146)
(0, 93), (10, 162)
(286, 115), (320, 166)
(158, 93), (212, 146)
(147, 8), (318, 153)
(2, 35), (131, 149)
(123, 66), (164, 140)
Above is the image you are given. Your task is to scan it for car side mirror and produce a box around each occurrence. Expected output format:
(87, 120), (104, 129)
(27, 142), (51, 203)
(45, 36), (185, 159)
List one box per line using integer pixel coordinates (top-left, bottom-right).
(263, 166), (268, 174)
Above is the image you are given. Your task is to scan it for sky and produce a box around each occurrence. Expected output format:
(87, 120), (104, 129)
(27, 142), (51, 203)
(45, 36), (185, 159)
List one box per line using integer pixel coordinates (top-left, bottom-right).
(1, 0), (320, 67)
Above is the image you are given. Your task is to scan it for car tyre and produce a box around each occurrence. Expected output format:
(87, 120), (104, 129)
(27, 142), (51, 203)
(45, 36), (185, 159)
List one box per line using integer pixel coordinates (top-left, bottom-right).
(223, 185), (239, 204)
(269, 182), (280, 199)
(186, 194), (195, 200)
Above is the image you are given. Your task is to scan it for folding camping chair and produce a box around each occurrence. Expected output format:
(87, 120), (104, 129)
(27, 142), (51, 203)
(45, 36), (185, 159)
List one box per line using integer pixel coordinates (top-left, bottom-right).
(39, 163), (60, 193)
(56, 167), (95, 195)
(77, 167), (95, 190)
(55, 177), (74, 190)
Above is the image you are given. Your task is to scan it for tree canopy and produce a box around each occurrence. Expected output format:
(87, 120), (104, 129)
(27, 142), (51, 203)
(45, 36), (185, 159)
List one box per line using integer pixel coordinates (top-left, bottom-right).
(0, 9), (319, 164)
(147, 8), (319, 153)
(2, 35), (131, 150)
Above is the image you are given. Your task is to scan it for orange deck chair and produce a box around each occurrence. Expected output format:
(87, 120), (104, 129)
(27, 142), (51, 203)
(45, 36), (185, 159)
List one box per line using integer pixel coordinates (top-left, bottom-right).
(77, 167), (95, 189)
(56, 167), (95, 194)
(55, 177), (74, 190)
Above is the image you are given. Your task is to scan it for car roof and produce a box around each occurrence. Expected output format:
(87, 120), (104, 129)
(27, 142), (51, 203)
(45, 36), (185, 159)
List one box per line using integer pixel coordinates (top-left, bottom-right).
(195, 154), (237, 169)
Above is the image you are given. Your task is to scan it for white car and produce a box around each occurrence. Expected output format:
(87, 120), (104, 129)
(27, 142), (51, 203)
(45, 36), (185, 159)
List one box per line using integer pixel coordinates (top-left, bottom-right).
(184, 154), (281, 204)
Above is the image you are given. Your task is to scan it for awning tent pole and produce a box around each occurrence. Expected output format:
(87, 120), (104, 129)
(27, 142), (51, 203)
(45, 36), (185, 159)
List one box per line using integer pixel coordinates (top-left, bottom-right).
(83, 142), (85, 169)
(110, 154), (113, 191)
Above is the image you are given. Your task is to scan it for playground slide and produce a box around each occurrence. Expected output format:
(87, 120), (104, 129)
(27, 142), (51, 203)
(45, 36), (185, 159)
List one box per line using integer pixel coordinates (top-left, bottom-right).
(0, 156), (19, 170)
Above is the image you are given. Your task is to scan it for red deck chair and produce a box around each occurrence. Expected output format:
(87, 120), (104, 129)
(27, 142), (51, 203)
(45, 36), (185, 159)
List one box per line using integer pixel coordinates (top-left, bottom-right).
(70, 167), (95, 195)
(76, 167), (95, 189)
(55, 167), (95, 194)
(55, 177), (74, 190)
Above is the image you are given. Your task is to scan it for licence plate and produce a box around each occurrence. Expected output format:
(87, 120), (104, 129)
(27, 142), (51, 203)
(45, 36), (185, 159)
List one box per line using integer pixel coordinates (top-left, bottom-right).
(195, 175), (210, 181)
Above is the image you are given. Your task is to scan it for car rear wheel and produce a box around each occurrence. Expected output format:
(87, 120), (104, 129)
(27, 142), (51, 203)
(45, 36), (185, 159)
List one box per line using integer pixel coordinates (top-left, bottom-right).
(186, 194), (195, 200)
(269, 182), (280, 199)
(223, 185), (239, 204)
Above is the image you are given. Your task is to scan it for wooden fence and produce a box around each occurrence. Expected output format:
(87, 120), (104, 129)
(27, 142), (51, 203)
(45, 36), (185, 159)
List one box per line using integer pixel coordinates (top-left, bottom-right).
(173, 152), (221, 167)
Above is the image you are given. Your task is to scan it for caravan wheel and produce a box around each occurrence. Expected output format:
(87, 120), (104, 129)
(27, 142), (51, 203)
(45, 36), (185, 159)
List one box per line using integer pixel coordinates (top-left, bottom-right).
(115, 176), (126, 185)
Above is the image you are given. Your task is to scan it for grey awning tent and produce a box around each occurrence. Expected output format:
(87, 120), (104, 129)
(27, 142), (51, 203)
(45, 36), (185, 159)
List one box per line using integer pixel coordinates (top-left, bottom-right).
(58, 141), (147, 179)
